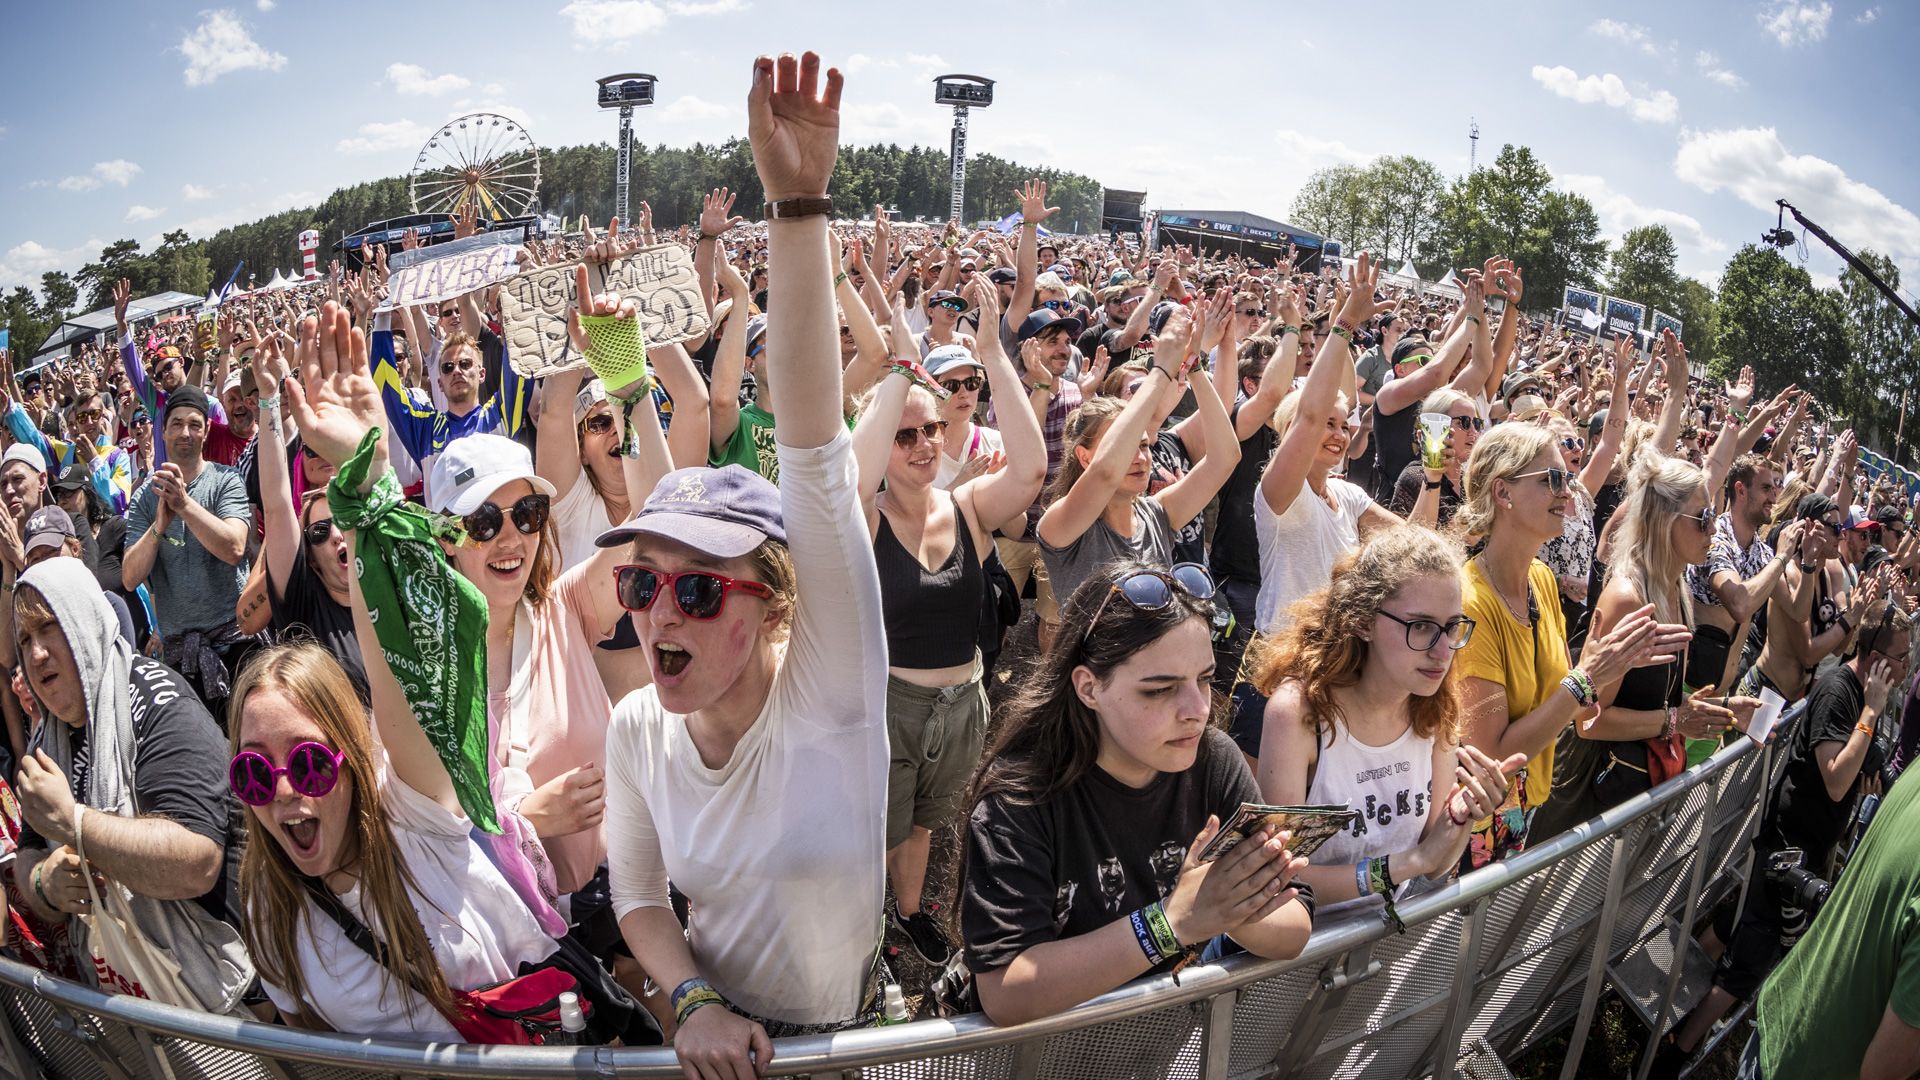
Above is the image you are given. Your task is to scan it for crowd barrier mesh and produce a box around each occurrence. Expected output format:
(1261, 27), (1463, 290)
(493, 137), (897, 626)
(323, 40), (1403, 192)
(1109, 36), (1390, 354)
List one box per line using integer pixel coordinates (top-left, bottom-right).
(0, 704), (1801, 1080)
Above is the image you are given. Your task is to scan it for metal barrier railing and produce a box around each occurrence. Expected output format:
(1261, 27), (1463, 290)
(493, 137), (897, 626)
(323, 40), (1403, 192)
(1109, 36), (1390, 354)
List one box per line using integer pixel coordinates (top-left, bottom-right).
(0, 704), (1800, 1080)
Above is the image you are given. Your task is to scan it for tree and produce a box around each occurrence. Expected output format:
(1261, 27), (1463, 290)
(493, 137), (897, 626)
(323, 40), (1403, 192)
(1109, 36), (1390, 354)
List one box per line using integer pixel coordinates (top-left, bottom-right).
(1671, 277), (1719, 363)
(1607, 225), (1681, 317)
(1712, 244), (1850, 411)
(1290, 166), (1372, 251)
(1836, 249), (1920, 454)
(37, 271), (76, 323)
(1365, 156), (1446, 268)
(1421, 145), (1599, 293)
(1522, 190), (1608, 314)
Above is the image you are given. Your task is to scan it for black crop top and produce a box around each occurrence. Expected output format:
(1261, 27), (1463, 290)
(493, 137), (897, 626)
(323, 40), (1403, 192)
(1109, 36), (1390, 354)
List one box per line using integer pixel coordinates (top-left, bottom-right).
(875, 496), (984, 669)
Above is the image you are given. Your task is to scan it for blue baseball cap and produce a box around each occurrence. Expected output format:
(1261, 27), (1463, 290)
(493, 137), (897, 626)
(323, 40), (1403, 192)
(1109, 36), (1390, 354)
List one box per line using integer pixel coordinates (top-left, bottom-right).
(597, 464), (787, 558)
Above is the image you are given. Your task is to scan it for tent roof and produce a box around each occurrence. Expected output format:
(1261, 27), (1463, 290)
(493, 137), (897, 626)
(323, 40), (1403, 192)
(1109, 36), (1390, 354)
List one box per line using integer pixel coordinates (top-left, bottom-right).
(30, 290), (204, 359)
(1154, 209), (1325, 249)
(1397, 261), (1420, 281)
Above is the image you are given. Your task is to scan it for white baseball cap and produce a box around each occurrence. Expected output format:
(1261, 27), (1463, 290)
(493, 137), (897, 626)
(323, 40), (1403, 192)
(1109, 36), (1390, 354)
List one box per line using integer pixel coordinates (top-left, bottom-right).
(427, 434), (557, 516)
(1, 443), (47, 476)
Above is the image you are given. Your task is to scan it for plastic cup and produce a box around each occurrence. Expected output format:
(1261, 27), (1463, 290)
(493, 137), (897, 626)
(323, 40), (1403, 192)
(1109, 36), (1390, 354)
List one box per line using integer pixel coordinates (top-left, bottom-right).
(1419, 413), (1451, 470)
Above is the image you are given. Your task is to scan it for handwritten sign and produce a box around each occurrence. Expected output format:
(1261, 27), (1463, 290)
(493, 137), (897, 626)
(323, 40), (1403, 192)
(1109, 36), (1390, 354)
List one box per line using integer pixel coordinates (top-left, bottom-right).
(387, 229), (522, 271)
(387, 232), (523, 308)
(500, 244), (708, 377)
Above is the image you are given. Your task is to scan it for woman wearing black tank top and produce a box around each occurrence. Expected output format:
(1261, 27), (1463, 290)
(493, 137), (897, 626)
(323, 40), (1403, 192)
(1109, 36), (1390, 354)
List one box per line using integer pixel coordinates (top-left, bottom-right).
(852, 277), (1045, 964)
(1531, 453), (1759, 841)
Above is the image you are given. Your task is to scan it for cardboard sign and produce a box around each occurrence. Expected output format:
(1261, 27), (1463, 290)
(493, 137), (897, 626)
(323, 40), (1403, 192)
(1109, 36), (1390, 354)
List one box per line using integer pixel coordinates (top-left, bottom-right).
(387, 229), (522, 271)
(1651, 309), (1683, 340)
(1603, 296), (1646, 342)
(500, 244), (708, 377)
(387, 232), (523, 308)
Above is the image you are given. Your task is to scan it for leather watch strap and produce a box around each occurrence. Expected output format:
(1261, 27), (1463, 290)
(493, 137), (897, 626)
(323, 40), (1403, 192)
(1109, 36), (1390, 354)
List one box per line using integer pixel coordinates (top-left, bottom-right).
(764, 196), (833, 221)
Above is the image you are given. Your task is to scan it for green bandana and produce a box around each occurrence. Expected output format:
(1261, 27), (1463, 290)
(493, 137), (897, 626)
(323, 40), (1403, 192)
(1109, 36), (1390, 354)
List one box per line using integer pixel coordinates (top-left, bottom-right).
(326, 429), (499, 834)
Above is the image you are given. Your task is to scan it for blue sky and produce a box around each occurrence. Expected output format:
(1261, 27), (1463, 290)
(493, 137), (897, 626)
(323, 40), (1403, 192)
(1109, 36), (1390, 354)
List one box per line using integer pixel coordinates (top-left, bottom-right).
(2, 0), (1915, 302)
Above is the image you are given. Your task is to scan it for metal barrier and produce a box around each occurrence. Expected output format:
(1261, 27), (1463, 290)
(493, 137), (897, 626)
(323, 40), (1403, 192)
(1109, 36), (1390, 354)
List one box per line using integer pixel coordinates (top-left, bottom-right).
(0, 705), (1801, 1080)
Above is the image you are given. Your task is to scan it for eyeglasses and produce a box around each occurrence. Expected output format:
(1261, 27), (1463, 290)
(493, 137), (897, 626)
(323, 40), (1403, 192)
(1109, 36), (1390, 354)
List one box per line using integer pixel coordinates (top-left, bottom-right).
(583, 413), (616, 435)
(614, 564), (774, 620)
(1561, 436), (1586, 453)
(1083, 562), (1217, 648)
(460, 493), (550, 543)
(1378, 610), (1477, 651)
(933, 299), (967, 312)
(440, 359), (477, 375)
(938, 376), (983, 393)
(229, 741), (347, 806)
(1450, 415), (1486, 432)
(1511, 468), (1572, 496)
(894, 420), (948, 448)
(1814, 517), (1843, 537)
(303, 518), (340, 548)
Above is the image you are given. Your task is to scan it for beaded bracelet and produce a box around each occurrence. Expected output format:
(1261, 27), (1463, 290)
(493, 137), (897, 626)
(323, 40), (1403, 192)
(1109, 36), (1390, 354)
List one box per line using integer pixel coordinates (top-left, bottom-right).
(670, 977), (726, 1026)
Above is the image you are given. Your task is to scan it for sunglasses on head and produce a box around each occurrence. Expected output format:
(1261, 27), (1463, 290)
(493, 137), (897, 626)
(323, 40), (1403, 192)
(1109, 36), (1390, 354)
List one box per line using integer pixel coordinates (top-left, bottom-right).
(229, 741), (347, 807)
(614, 564), (773, 620)
(895, 420), (948, 448)
(461, 493), (550, 543)
(583, 413), (616, 435)
(1378, 609), (1477, 652)
(303, 517), (340, 548)
(1083, 562), (1217, 648)
(938, 375), (983, 393)
(1451, 415), (1485, 432)
(1511, 468), (1572, 496)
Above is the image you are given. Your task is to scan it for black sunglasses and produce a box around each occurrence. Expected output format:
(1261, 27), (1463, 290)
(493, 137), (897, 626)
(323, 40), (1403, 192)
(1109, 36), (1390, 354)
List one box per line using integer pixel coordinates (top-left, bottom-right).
(1237, 308), (1267, 319)
(1562, 437), (1586, 453)
(460, 493), (550, 543)
(441, 359), (477, 375)
(1451, 415), (1485, 432)
(1675, 506), (1714, 532)
(894, 420), (948, 448)
(938, 376), (983, 394)
(1378, 610), (1476, 652)
(614, 565), (773, 620)
(583, 413), (616, 435)
(303, 518), (340, 548)
(1083, 562), (1217, 648)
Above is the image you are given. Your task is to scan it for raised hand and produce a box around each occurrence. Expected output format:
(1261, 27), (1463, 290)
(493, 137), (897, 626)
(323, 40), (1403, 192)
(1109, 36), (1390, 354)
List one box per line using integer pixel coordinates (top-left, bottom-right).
(1336, 252), (1393, 328)
(454, 203), (478, 239)
(1016, 178), (1059, 226)
(747, 52), (843, 201)
(284, 301), (382, 470)
(1726, 366), (1755, 410)
(699, 187), (744, 238)
(113, 278), (132, 334)
(567, 264), (638, 357)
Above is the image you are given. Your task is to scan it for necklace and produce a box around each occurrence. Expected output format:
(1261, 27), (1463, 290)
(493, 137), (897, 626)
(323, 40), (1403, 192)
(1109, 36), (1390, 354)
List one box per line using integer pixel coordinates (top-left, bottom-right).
(1480, 557), (1536, 627)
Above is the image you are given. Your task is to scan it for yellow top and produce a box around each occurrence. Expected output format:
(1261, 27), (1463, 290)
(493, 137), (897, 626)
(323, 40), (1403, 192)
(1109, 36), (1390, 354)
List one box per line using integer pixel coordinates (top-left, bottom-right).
(1457, 557), (1571, 811)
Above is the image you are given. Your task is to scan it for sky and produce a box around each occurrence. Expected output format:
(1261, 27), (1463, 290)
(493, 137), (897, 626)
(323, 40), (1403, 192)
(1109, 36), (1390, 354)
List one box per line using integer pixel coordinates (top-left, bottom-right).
(1, 0), (1916, 305)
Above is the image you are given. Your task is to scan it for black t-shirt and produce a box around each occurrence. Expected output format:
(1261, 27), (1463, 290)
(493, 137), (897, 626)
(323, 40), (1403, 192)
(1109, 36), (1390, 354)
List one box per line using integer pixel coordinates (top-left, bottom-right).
(270, 544), (368, 700)
(1210, 400), (1278, 585)
(1149, 429), (1205, 565)
(1371, 391), (1420, 505)
(1389, 464), (1460, 525)
(1766, 665), (1866, 860)
(962, 727), (1309, 973)
(17, 658), (242, 926)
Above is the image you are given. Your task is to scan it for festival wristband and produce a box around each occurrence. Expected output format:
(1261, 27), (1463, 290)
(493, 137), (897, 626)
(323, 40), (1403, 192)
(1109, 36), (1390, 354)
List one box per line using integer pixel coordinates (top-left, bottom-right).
(1356, 858), (1373, 896)
(1329, 325), (1355, 345)
(1278, 324), (1300, 337)
(833, 271), (848, 288)
(1369, 854), (1395, 898)
(1143, 899), (1183, 958)
(258, 393), (282, 415)
(1856, 721), (1876, 737)
(1447, 796), (1470, 827)
(1129, 908), (1166, 965)
(31, 861), (53, 912)
(889, 358), (950, 399)
(670, 978), (726, 1026)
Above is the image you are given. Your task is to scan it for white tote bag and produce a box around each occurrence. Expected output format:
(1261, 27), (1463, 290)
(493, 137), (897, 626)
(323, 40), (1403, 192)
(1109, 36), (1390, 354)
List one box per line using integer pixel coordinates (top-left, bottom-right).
(72, 805), (204, 1009)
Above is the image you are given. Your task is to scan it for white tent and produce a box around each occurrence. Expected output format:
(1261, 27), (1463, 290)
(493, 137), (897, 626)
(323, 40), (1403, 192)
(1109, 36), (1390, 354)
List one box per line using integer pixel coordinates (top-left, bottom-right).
(1435, 269), (1460, 289)
(264, 269), (291, 291)
(1397, 260), (1420, 280)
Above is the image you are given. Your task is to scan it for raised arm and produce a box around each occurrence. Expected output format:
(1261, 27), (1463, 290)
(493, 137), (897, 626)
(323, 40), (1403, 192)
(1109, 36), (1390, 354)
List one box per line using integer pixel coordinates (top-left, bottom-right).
(1652, 331), (1691, 453)
(1004, 180), (1053, 332)
(251, 334), (303, 601)
(1445, 272), (1496, 398)
(956, 274), (1046, 532)
(534, 365), (589, 501)
(707, 258), (752, 457)
(1377, 304), (1471, 417)
(837, 234), (892, 400)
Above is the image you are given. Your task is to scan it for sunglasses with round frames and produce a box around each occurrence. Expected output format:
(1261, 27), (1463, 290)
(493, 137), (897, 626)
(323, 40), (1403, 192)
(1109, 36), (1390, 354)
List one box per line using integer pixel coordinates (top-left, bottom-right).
(614, 564), (773, 620)
(303, 518), (340, 548)
(229, 741), (347, 807)
(1450, 415), (1486, 432)
(894, 420), (948, 448)
(1561, 436), (1586, 453)
(458, 493), (550, 543)
(1511, 468), (1572, 496)
(1377, 610), (1477, 651)
(938, 376), (983, 394)
(1083, 562), (1217, 648)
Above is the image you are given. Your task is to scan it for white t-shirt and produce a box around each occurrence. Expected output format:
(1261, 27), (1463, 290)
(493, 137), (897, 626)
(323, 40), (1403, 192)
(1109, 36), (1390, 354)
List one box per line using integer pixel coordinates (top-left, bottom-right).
(1304, 720), (1436, 919)
(605, 430), (889, 1025)
(933, 422), (1004, 491)
(258, 755), (556, 1040)
(551, 467), (622, 572)
(1255, 476), (1373, 631)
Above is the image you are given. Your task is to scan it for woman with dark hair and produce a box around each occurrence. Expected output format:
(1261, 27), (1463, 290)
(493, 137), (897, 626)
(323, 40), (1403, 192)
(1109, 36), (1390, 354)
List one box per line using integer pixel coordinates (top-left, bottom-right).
(957, 559), (1313, 1027)
(1248, 526), (1522, 915)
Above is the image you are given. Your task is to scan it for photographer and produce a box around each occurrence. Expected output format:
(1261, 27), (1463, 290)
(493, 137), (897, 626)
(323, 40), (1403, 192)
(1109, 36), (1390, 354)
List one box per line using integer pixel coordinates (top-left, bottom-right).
(1674, 592), (1908, 1058)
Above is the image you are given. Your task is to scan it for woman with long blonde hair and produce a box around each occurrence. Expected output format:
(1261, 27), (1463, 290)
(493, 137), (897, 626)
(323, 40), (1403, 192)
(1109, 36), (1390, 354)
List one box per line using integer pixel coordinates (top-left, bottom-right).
(1250, 525), (1522, 913)
(1454, 424), (1689, 867)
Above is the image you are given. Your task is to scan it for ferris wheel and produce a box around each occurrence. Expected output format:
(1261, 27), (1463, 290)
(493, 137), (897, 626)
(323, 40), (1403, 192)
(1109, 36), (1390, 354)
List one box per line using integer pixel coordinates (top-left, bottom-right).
(408, 112), (541, 220)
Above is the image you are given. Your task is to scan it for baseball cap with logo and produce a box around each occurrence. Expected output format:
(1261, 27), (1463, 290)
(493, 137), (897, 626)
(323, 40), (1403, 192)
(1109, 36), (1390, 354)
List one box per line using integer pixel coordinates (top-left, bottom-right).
(595, 465), (786, 559)
(24, 506), (75, 554)
(925, 344), (984, 379)
(427, 433), (558, 516)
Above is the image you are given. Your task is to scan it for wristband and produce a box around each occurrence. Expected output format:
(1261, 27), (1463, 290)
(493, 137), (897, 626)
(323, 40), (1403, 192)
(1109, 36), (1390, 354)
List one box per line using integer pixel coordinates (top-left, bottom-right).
(1278, 324), (1300, 337)
(1356, 858), (1373, 896)
(258, 393), (282, 415)
(1463, 314), (1482, 326)
(1664, 706), (1679, 740)
(670, 978), (726, 1026)
(1447, 796), (1470, 827)
(1837, 612), (1853, 634)
(1329, 325), (1355, 345)
(889, 358), (950, 399)
(1424, 479), (1443, 492)
(1369, 854), (1395, 897)
(833, 271), (848, 288)
(1143, 899), (1183, 957)
(1856, 721), (1876, 737)
(1128, 908), (1167, 965)
(31, 861), (53, 913)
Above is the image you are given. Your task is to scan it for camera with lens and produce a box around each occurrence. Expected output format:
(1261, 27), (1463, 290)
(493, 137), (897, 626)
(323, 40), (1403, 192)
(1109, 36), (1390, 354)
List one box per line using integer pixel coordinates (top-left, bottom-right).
(1762, 226), (1798, 248)
(1766, 848), (1832, 912)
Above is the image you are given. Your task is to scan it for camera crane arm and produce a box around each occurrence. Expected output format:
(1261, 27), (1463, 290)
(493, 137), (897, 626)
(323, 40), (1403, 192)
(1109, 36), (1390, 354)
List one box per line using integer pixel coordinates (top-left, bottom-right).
(1773, 199), (1920, 331)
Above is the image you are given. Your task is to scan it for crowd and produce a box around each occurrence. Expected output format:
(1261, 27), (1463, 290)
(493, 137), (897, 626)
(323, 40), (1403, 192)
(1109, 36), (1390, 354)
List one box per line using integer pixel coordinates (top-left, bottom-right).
(0, 50), (1916, 1080)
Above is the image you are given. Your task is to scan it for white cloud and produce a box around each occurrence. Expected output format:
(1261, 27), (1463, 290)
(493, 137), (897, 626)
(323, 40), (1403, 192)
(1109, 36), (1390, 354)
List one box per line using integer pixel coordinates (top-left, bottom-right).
(842, 53), (891, 75)
(179, 10), (287, 86)
(54, 159), (142, 192)
(0, 239), (97, 292)
(256, 0), (274, 9)
(664, 0), (744, 12)
(1531, 65), (1680, 123)
(125, 205), (166, 223)
(387, 62), (470, 96)
(841, 102), (943, 144)
(1695, 51), (1747, 89)
(1273, 129), (1370, 168)
(1759, 1), (1832, 45)
(657, 95), (734, 122)
(336, 119), (427, 156)
(1588, 19), (1669, 57)
(1557, 173), (1727, 271)
(181, 183), (213, 200)
(1857, 6), (1880, 22)
(1674, 126), (1920, 265)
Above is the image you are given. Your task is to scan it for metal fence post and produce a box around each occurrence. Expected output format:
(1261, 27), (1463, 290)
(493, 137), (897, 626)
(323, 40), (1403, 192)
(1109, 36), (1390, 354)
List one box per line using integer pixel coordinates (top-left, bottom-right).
(1557, 826), (1635, 1080)
(1198, 988), (1239, 1080)
(1635, 777), (1721, 1080)
(1430, 897), (1489, 1080)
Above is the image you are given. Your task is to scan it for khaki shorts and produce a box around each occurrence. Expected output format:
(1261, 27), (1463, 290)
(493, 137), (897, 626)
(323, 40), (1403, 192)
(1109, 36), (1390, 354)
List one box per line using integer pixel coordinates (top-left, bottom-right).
(885, 658), (989, 849)
(993, 536), (1059, 625)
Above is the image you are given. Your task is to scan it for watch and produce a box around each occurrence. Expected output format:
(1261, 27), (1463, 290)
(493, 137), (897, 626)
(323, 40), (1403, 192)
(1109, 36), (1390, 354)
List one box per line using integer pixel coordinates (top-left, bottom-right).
(763, 197), (833, 221)
(1424, 479), (1443, 491)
